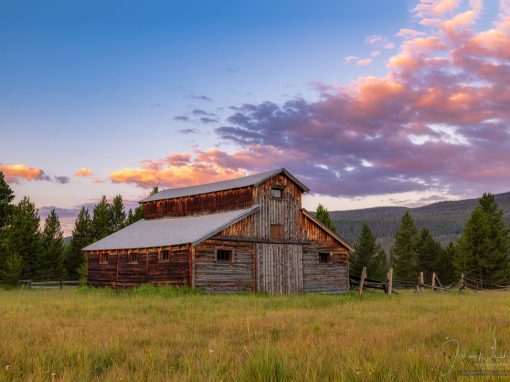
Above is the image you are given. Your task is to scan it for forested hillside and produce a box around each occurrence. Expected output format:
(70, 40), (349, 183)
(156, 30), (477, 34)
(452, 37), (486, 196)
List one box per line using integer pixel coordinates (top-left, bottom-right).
(331, 192), (510, 250)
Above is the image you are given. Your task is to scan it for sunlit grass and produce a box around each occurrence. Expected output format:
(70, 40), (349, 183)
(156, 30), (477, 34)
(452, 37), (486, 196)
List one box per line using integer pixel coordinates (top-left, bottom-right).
(1, 287), (509, 381)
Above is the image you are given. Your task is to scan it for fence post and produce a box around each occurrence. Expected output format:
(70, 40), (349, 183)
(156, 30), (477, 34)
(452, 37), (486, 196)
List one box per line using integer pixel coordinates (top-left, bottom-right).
(387, 268), (393, 295)
(416, 276), (421, 293)
(459, 273), (465, 293)
(432, 272), (436, 291)
(419, 272), (424, 287)
(359, 266), (367, 295)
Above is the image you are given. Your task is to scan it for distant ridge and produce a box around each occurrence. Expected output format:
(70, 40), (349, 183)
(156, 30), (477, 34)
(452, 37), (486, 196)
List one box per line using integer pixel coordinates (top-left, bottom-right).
(331, 191), (510, 251)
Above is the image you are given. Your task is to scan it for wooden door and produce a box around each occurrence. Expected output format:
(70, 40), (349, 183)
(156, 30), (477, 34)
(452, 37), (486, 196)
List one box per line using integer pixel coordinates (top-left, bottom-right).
(256, 243), (303, 294)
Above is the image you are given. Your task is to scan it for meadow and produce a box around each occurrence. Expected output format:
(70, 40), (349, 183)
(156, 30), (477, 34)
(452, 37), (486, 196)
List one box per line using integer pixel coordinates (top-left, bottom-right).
(1, 287), (510, 381)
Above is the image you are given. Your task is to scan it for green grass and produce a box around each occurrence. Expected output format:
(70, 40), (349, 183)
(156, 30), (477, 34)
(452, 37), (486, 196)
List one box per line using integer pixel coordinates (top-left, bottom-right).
(1, 287), (510, 381)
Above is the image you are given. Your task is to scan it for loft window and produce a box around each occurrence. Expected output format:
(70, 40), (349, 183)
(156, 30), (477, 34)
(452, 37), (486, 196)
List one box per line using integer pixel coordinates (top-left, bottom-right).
(271, 187), (283, 199)
(319, 252), (330, 263)
(160, 250), (170, 262)
(128, 252), (139, 264)
(216, 249), (233, 262)
(99, 253), (109, 264)
(270, 224), (284, 240)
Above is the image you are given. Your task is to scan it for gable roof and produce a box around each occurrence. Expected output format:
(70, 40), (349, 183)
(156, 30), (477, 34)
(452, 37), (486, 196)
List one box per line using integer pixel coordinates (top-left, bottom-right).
(140, 168), (309, 203)
(301, 209), (355, 252)
(83, 205), (259, 251)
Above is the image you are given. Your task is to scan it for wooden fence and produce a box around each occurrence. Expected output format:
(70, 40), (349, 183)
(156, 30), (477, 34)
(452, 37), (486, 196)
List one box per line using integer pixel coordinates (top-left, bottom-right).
(0, 280), (80, 289)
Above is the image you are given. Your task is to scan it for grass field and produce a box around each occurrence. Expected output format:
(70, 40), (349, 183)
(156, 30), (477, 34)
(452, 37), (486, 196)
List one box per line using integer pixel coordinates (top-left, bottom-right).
(1, 287), (510, 381)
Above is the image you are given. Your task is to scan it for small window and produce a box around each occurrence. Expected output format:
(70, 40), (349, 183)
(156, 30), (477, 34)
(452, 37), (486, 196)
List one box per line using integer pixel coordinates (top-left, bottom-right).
(270, 224), (284, 240)
(128, 252), (139, 264)
(160, 250), (170, 262)
(319, 252), (330, 263)
(99, 253), (109, 264)
(216, 249), (233, 262)
(271, 187), (283, 199)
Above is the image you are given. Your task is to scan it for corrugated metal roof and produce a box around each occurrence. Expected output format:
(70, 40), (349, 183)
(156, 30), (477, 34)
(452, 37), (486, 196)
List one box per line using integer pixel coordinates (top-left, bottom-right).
(139, 168), (309, 203)
(83, 205), (259, 251)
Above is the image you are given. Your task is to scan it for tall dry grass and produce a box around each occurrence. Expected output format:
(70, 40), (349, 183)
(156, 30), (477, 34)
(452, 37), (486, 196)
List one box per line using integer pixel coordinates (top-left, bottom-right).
(0, 287), (510, 381)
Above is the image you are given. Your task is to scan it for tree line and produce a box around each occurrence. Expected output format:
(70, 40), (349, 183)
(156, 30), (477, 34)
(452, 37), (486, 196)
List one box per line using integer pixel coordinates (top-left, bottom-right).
(0, 172), (154, 285)
(316, 193), (510, 287)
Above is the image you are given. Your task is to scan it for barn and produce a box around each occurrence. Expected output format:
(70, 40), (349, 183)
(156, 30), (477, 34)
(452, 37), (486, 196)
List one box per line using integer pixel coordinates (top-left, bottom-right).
(83, 168), (354, 294)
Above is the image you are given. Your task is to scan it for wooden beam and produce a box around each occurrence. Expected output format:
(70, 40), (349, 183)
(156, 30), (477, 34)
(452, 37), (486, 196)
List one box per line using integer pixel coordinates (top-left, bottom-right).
(359, 266), (367, 295)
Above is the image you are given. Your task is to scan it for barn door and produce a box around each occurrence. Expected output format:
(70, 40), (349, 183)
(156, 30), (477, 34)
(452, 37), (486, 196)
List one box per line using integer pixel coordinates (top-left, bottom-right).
(256, 243), (303, 294)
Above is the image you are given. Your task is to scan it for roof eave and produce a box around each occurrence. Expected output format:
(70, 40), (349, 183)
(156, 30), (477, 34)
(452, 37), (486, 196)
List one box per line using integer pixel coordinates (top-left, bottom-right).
(301, 209), (354, 252)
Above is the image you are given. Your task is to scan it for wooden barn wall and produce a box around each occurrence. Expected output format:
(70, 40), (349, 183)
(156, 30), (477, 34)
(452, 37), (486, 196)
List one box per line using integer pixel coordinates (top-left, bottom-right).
(86, 245), (189, 287)
(256, 243), (303, 295)
(194, 239), (255, 292)
(298, 213), (337, 243)
(144, 187), (254, 219)
(302, 241), (349, 293)
(254, 175), (302, 241)
(215, 214), (256, 238)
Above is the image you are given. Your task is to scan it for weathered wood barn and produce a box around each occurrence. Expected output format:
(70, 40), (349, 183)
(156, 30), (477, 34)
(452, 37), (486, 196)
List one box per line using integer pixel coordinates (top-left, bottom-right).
(83, 169), (354, 294)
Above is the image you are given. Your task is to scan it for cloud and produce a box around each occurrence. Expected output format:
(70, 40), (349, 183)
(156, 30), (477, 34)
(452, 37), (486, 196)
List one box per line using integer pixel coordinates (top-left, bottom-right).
(173, 115), (189, 122)
(356, 58), (373, 66)
(178, 128), (201, 134)
(365, 35), (395, 49)
(344, 55), (359, 63)
(192, 109), (216, 117)
(54, 176), (70, 184)
(396, 29), (426, 39)
(74, 168), (94, 177)
(189, 95), (212, 102)
(199, 117), (219, 124)
(0, 164), (49, 183)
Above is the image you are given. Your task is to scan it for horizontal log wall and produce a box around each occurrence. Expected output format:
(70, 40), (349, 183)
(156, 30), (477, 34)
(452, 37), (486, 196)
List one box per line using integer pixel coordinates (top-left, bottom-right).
(302, 242), (349, 293)
(194, 239), (255, 292)
(144, 187), (254, 219)
(86, 245), (189, 287)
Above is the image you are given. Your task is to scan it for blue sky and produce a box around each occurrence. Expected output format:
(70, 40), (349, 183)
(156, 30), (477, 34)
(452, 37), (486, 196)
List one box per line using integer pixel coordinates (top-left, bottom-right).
(1, 0), (509, 233)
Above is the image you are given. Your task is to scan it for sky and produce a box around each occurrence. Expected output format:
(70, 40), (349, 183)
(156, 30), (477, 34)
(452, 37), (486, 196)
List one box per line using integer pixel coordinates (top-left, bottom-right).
(1, 0), (509, 234)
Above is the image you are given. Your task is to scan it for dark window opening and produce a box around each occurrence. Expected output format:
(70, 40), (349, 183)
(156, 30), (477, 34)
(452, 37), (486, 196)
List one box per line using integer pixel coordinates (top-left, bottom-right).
(160, 250), (170, 262)
(319, 252), (330, 263)
(216, 249), (233, 262)
(271, 187), (283, 199)
(99, 253), (109, 264)
(128, 252), (139, 264)
(270, 224), (284, 240)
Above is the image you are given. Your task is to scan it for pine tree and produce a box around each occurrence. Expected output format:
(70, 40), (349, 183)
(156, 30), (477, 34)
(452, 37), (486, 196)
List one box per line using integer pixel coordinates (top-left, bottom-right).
(0, 251), (22, 286)
(91, 196), (113, 241)
(436, 242), (456, 285)
(416, 228), (442, 282)
(66, 207), (93, 280)
(111, 195), (126, 232)
(37, 209), (64, 280)
(455, 193), (510, 287)
(3, 197), (41, 279)
(350, 224), (387, 279)
(392, 212), (419, 281)
(315, 204), (336, 232)
(0, 172), (14, 230)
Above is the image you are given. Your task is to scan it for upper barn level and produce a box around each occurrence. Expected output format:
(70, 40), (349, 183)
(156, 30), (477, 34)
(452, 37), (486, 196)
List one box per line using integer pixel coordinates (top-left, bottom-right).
(140, 168), (309, 219)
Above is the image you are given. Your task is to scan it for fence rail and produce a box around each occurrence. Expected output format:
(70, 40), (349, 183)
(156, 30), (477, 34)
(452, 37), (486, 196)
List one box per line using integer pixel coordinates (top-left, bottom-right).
(0, 280), (80, 289)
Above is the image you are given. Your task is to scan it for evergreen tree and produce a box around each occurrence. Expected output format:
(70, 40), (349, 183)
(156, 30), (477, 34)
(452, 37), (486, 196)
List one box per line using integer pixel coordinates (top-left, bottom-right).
(0, 172), (14, 230)
(3, 197), (41, 279)
(66, 207), (93, 280)
(350, 224), (387, 279)
(315, 204), (336, 232)
(37, 209), (64, 280)
(0, 251), (22, 286)
(91, 196), (113, 241)
(436, 242), (456, 285)
(111, 195), (126, 232)
(455, 193), (510, 287)
(392, 212), (419, 281)
(416, 228), (442, 282)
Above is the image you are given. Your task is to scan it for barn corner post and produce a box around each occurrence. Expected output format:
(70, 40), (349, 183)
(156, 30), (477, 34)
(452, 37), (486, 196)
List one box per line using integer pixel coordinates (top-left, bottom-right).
(188, 244), (196, 289)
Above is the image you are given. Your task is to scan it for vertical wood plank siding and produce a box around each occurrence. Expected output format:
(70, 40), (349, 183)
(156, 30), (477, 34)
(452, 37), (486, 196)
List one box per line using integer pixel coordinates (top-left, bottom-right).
(87, 246), (189, 287)
(194, 239), (255, 292)
(256, 243), (303, 294)
(143, 187), (254, 218)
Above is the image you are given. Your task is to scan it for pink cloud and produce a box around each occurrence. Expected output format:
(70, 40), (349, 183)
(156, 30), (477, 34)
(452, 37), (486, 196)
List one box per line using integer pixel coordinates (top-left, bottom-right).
(0, 164), (49, 183)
